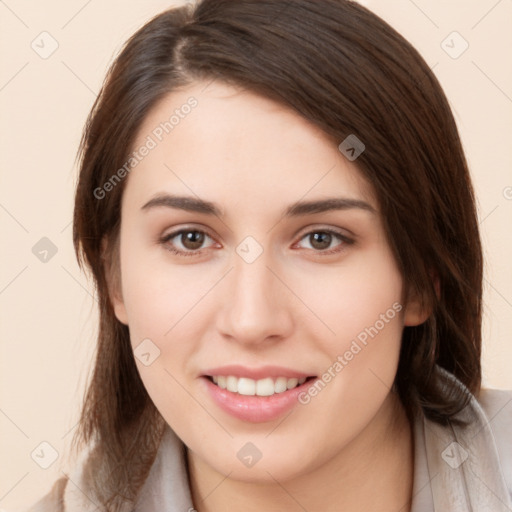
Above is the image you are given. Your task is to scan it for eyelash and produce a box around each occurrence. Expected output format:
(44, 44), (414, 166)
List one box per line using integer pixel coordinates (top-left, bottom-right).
(158, 227), (354, 258)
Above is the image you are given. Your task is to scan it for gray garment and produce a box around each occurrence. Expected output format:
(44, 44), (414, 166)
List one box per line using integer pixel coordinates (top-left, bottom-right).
(20, 369), (512, 511)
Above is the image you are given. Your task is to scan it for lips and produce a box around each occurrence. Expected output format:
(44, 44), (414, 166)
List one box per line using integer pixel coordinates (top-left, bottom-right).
(202, 372), (318, 423)
(202, 364), (314, 381)
(200, 365), (317, 421)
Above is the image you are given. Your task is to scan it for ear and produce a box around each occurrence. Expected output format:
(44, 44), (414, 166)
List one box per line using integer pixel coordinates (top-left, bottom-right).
(403, 297), (430, 326)
(101, 235), (129, 325)
(403, 269), (440, 327)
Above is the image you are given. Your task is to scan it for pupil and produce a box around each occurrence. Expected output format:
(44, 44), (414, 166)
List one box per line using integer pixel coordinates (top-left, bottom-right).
(311, 232), (331, 250)
(184, 231), (204, 249)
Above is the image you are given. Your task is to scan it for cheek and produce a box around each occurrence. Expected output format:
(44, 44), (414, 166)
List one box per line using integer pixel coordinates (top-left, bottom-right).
(119, 244), (211, 339)
(118, 243), (219, 410)
(293, 248), (405, 418)
(118, 251), (209, 424)
(294, 247), (404, 354)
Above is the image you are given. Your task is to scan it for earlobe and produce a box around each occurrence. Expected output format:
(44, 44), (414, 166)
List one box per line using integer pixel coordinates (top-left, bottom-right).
(111, 289), (129, 326)
(403, 271), (439, 326)
(403, 299), (430, 326)
(403, 287), (433, 327)
(101, 235), (129, 325)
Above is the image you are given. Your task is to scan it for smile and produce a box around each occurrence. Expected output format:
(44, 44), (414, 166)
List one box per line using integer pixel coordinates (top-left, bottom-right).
(208, 375), (313, 396)
(202, 370), (319, 423)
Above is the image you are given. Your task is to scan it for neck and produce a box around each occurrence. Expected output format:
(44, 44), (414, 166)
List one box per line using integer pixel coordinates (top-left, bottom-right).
(187, 391), (414, 512)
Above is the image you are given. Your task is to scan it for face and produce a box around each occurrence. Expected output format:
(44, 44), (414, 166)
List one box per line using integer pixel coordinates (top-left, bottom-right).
(109, 80), (425, 482)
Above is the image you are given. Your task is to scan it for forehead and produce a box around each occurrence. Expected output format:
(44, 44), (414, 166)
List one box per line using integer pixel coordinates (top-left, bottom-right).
(125, 80), (376, 215)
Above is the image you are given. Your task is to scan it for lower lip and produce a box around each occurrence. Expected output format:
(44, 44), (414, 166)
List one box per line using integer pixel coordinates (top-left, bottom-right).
(202, 377), (317, 423)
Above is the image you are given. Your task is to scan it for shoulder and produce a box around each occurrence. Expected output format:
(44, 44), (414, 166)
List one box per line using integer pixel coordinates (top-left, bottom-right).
(17, 431), (165, 512)
(476, 386), (512, 418)
(476, 387), (512, 488)
(420, 368), (512, 510)
(17, 441), (96, 512)
(19, 476), (68, 512)
(476, 386), (512, 429)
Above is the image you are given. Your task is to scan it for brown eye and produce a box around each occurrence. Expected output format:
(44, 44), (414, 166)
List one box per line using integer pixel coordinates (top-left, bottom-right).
(180, 230), (206, 250)
(308, 232), (333, 250)
(295, 228), (354, 255)
(160, 229), (217, 257)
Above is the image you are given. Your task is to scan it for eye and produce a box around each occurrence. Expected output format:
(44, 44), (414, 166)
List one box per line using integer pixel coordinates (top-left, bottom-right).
(159, 226), (353, 258)
(159, 228), (218, 257)
(294, 228), (353, 255)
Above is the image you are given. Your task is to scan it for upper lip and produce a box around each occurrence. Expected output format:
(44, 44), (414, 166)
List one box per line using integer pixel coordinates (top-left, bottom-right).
(202, 365), (316, 380)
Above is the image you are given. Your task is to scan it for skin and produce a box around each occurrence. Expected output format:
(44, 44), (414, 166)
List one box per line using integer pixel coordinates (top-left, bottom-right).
(108, 80), (428, 512)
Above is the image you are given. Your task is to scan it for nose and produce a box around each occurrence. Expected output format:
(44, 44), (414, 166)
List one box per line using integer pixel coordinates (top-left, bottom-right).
(216, 248), (294, 347)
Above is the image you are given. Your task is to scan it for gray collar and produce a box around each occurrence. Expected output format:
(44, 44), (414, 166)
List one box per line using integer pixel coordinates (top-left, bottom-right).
(410, 367), (512, 511)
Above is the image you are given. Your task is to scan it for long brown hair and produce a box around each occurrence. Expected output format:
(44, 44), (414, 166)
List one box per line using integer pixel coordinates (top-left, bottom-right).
(72, 0), (483, 508)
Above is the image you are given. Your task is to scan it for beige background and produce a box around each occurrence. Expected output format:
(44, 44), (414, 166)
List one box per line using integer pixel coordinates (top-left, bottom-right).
(0, 0), (511, 509)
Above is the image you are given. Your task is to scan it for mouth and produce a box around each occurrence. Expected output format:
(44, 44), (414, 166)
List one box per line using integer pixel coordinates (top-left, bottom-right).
(200, 365), (319, 422)
(201, 371), (319, 423)
(204, 375), (317, 397)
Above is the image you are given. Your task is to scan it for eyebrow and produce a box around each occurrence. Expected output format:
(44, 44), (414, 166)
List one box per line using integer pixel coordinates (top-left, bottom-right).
(141, 193), (376, 217)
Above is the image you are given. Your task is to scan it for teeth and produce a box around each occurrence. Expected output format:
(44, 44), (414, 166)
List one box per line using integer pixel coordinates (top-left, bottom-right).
(256, 377), (274, 396)
(287, 378), (298, 389)
(226, 376), (238, 393)
(274, 377), (288, 393)
(210, 375), (308, 396)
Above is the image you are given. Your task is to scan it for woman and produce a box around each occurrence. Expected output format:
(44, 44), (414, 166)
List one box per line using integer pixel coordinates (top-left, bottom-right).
(23, 0), (512, 511)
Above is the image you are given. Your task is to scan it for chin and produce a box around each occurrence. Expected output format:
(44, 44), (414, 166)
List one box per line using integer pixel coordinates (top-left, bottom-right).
(203, 441), (319, 484)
